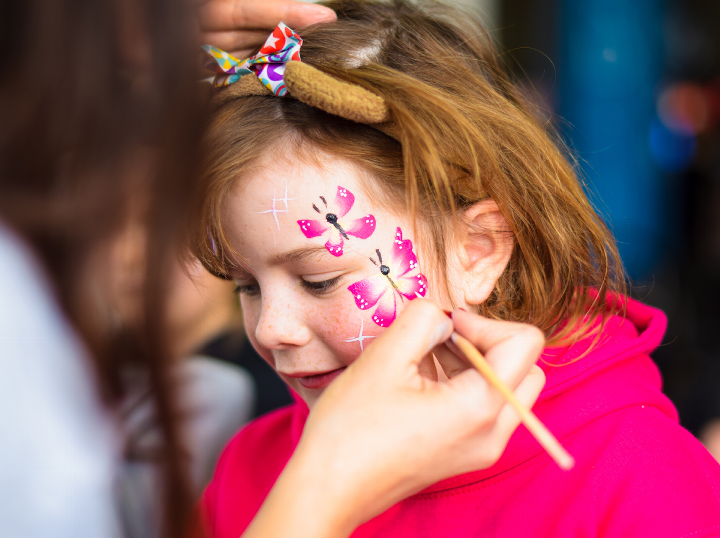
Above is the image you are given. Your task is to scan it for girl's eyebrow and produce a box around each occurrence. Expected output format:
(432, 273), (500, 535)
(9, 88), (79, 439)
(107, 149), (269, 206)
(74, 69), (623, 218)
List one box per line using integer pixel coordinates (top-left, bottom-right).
(270, 245), (330, 266)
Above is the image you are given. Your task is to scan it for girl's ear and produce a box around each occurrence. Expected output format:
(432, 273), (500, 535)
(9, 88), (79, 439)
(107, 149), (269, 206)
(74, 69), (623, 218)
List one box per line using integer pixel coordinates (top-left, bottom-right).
(449, 199), (514, 306)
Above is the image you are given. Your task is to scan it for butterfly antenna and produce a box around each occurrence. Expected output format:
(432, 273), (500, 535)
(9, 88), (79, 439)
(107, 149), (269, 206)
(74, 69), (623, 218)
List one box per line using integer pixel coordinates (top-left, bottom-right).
(312, 203), (321, 214)
(319, 196), (328, 207)
(369, 256), (379, 267)
(376, 249), (383, 265)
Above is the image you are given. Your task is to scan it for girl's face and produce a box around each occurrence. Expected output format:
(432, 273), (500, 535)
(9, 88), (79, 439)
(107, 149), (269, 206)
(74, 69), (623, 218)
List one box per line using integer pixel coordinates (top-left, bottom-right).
(221, 152), (440, 408)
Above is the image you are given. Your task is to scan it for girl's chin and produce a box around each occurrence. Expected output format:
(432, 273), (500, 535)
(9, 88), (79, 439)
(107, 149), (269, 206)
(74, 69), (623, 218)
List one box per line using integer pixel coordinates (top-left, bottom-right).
(297, 388), (322, 410)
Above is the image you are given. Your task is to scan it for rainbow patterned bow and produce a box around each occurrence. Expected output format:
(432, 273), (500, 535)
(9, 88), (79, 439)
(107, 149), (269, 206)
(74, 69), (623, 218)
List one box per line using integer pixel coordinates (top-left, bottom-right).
(202, 23), (302, 97)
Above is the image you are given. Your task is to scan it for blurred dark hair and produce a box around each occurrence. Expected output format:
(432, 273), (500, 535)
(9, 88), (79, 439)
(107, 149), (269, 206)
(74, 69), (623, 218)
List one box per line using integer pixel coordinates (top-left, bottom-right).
(0, 0), (204, 535)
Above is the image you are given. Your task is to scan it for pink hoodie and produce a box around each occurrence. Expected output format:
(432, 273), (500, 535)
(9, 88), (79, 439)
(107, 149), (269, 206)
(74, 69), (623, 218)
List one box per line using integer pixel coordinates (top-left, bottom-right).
(201, 298), (720, 537)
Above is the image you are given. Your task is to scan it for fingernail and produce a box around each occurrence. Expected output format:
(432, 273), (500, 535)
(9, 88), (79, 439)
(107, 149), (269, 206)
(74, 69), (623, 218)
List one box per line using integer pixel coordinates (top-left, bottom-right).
(294, 3), (337, 21)
(442, 309), (453, 318)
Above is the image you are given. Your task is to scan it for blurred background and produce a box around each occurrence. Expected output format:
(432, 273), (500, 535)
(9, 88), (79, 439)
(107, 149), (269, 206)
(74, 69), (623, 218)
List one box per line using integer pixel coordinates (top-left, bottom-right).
(462, 0), (720, 445)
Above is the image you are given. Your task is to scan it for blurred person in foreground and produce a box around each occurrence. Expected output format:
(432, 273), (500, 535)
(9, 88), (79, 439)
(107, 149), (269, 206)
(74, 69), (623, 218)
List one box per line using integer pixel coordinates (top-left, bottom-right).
(0, 1), (546, 538)
(108, 207), (290, 505)
(109, 225), (257, 537)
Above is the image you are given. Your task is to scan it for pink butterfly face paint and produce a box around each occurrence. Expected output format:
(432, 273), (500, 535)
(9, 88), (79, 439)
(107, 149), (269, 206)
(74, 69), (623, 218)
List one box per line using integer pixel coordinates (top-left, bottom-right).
(297, 186), (376, 256)
(220, 152), (435, 410)
(348, 227), (428, 327)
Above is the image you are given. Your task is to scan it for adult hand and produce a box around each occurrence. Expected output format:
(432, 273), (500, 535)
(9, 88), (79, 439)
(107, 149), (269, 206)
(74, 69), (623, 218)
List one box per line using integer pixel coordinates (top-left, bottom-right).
(196, 0), (336, 57)
(245, 300), (546, 538)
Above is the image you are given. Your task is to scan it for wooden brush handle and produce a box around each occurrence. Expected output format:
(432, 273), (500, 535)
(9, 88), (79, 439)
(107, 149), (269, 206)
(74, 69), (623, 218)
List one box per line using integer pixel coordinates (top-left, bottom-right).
(450, 332), (575, 471)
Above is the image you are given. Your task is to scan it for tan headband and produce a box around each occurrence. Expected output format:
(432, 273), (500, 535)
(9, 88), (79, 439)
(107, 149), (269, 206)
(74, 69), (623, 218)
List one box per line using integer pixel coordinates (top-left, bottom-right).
(211, 61), (398, 139)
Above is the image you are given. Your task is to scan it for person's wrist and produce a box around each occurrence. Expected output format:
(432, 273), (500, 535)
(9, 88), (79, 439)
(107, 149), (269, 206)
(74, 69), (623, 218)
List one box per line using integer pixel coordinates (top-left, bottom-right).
(244, 438), (365, 538)
(285, 438), (367, 536)
(290, 419), (430, 530)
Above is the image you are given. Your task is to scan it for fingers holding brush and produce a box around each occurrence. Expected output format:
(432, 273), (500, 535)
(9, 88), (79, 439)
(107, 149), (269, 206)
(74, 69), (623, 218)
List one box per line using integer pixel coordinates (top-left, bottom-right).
(432, 335), (474, 378)
(449, 309), (574, 470)
(450, 308), (546, 391)
(432, 309), (544, 385)
(435, 310), (547, 472)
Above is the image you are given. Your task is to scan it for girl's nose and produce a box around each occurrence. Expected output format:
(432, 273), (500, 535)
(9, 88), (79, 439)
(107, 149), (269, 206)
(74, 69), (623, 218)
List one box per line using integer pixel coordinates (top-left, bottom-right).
(254, 294), (312, 350)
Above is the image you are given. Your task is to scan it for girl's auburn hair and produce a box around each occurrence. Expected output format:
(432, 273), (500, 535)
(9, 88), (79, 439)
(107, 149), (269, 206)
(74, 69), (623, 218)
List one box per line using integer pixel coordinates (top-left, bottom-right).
(194, 0), (626, 346)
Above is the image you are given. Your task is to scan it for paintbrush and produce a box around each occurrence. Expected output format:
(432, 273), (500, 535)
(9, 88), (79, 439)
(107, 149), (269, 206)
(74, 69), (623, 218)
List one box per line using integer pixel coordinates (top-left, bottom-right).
(449, 330), (575, 471)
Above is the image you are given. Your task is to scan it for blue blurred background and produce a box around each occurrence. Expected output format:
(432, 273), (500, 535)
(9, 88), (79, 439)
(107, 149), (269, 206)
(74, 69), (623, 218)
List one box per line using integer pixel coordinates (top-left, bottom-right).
(484, 0), (720, 438)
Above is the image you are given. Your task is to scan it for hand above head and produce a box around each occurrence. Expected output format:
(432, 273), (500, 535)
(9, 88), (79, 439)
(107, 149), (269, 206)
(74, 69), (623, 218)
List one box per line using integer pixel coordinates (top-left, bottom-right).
(196, 0), (336, 58)
(244, 300), (546, 538)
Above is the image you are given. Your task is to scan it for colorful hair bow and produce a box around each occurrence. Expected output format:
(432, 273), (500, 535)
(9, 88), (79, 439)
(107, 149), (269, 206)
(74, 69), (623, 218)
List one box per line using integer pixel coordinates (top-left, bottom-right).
(202, 23), (302, 96)
(203, 25), (392, 132)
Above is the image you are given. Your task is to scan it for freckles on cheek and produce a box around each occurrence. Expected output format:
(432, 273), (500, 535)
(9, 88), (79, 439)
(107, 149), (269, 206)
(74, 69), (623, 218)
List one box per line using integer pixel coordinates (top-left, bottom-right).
(317, 292), (384, 358)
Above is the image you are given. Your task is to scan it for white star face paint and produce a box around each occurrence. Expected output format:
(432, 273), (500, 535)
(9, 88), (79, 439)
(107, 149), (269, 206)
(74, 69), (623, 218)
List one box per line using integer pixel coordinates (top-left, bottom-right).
(257, 182), (295, 230)
(221, 151), (436, 409)
(343, 317), (377, 351)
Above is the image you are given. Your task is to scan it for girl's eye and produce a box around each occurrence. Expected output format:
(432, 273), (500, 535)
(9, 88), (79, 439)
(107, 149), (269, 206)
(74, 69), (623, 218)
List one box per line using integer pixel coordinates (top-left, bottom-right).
(234, 283), (260, 297)
(300, 275), (343, 295)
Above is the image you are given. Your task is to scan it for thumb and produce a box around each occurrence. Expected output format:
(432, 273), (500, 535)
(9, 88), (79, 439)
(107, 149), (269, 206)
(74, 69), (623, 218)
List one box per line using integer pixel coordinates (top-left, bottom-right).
(356, 300), (453, 377)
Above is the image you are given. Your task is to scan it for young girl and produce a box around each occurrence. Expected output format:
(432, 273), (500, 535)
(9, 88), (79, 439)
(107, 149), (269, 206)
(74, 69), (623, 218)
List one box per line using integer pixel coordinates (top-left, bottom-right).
(195, 1), (720, 536)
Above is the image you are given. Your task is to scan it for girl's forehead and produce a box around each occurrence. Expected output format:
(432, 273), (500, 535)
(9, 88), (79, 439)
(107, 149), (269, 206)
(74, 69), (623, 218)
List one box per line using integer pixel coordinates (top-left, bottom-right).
(235, 155), (369, 209)
(224, 155), (391, 264)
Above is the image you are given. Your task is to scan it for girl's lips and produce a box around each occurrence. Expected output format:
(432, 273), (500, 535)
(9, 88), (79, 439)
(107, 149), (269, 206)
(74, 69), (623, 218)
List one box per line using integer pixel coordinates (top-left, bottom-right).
(295, 367), (347, 390)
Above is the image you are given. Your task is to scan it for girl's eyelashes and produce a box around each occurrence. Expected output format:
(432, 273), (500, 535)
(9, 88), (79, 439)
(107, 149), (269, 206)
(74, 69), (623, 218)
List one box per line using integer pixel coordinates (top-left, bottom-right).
(234, 283), (260, 297)
(300, 275), (343, 295)
(235, 276), (343, 297)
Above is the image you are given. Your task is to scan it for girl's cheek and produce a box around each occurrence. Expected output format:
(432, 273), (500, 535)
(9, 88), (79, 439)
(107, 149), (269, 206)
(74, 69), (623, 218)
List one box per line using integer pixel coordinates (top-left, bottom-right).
(317, 290), (385, 362)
